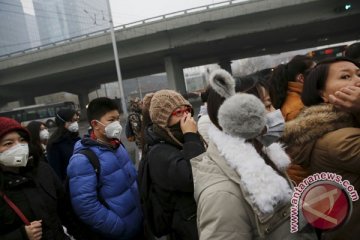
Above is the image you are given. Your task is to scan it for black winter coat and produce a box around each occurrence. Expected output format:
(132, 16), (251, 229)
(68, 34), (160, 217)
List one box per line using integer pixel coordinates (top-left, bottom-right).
(0, 161), (69, 240)
(145, 127), (205, 240)
(47, 132), (80, 182)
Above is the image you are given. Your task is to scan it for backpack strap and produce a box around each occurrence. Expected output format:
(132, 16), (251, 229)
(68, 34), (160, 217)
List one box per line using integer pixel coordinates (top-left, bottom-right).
(79, 149), (109, 209)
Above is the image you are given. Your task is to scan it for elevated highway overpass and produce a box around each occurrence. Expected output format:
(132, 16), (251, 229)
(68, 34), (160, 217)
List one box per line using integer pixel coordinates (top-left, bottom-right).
(0, 0), (359, 105)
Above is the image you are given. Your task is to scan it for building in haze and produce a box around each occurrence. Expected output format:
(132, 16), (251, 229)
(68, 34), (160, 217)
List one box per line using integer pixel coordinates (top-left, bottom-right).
(0, 0), (31, 55)
(33, 0), (109, 46)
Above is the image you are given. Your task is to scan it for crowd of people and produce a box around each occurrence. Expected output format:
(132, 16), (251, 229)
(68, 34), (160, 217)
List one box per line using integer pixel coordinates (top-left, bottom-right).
(0, 42), (359, 240)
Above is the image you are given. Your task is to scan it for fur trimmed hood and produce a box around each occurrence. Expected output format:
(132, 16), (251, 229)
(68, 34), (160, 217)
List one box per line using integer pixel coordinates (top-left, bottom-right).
(282, 104), (357, 146)
(208, 125), (292, 215)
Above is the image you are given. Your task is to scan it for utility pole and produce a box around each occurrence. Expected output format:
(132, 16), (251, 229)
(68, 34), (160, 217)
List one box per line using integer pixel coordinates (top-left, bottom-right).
(136, 77), (143, 99)
(106, 0), (128, 115)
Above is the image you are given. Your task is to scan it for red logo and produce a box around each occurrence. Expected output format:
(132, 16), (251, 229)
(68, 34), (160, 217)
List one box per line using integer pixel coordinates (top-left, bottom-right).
(300, 182), (351, 230)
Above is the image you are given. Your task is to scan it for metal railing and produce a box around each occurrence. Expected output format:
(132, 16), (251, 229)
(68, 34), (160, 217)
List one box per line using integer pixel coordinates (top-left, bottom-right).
(0, 0), (253, 60)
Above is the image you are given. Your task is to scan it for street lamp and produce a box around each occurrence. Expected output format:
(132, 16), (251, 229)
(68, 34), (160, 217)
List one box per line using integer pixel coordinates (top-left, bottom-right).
(105, 0), (128, 115)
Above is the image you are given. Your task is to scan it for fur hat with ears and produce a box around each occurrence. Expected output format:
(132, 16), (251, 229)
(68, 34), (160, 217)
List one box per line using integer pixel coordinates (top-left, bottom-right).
(218, 93), (266, 139)
(207, 69), (236, 129)
(209, 69), (236, 98)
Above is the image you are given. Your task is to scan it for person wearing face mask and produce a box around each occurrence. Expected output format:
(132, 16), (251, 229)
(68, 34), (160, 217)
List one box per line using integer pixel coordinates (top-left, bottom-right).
(190, 70), (317, 240)
(139, 89), (206, 240)
(241, 78), (310, 185)
(0, 117), (74, 240)
(46, 109), (80, 182)
(26, 121), (49, 161)
(66, 97), (143, 239)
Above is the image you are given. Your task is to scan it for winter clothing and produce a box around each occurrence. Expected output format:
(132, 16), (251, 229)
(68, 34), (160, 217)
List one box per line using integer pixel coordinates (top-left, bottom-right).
(281, 82), (304, 121)
(197, 104), (208, 119)
(209, 69), (235, 98)
(143, 92), (155, 110)
(67, 137), (143, 240)
(47, 132), (80, 182)
(191, 87), (315, 239)
(282, 104), (360, 240)
(149, 90), (191, 130)
(197, 115), (211, 144)
(218, 94), (266, 139)
(144, 125), (205, 240)
(149, 89), (192, 147)
(206, 69), (236, 130)
(55, 109), (77, 126)
(126, 112), (143, 149)
(191, 125), (316, 240)
(0, 117), (30, 141)
(0, 161), (69, 240)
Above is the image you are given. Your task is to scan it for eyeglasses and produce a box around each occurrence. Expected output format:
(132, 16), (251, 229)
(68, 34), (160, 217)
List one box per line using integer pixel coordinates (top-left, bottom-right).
(171, 106), (192, 117)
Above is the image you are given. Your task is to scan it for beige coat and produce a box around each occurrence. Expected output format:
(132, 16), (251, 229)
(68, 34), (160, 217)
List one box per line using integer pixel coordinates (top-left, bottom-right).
(197, 114), (211, 144)
(191, 126), (316, 240)
(283, 104), (360, 240)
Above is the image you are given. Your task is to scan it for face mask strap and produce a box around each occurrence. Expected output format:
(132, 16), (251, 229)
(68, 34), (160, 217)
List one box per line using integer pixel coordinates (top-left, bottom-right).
(95, 120), (106, 127)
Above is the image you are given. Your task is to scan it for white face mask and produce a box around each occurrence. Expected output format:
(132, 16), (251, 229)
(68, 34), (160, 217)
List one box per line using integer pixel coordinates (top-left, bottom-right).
(39, 129), (49, 140)
(97, 120), (123, 140)
(67, 121), (79, 133)
(0, 144), (29, 167)
(256, 109), (285, 147)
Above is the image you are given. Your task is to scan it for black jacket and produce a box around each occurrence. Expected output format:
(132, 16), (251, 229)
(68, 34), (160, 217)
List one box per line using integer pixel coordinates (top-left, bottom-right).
(0, 161), (70, 240)
(47, 132), (80, 182)
(145, 126), (205, 240)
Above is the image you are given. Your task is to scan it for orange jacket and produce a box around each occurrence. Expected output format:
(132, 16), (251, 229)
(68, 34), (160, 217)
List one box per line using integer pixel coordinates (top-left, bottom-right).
(281, 82), (303, 121)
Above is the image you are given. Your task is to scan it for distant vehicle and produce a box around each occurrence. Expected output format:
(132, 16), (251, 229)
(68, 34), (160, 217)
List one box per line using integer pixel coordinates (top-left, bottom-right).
(307, 45), (346, 61)
(0, 101), (77, 128)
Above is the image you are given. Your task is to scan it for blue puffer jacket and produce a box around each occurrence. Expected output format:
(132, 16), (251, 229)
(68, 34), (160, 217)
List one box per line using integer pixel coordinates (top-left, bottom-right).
(67, 138), (143, 239)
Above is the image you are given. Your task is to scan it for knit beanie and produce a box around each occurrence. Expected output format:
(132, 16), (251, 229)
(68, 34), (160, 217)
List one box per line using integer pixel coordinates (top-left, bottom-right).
(149, 90), (191, 129)
(55, 109), (77, 126)
(0, 117), (30, 141)
(149, 90), (191, 147)
(142, 92), (155, 111)
(218, 93), (266, 139)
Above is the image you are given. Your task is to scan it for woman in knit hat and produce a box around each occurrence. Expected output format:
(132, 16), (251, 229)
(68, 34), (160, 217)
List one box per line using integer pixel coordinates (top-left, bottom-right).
(191, 70), (316, 240)
(47, 108), (80, 182)
(140, 89), (205, 240)
(0, 117), (72, 240)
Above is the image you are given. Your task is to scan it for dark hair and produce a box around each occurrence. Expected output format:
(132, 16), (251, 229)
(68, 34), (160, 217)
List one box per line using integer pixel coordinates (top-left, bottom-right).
(87, 97), (120, 124)
(236, 68), (272, 97)
(301, 57), (360, 106)
(207, 87), (226, 130)
(345, 42), (360, 62)
(200, 87), (210, 103)
(26, 121), (43, 144)
(269, 55), (314, 109)
(26, 121), (46, 160)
